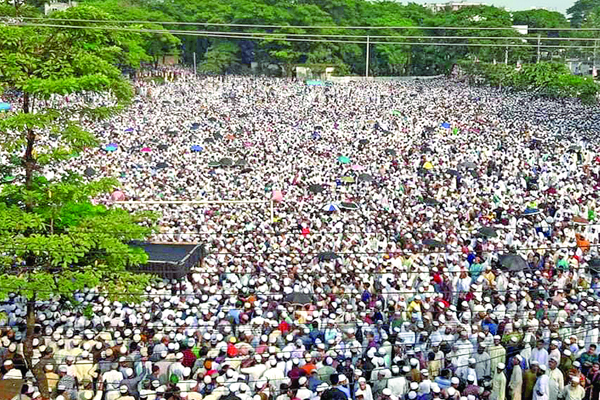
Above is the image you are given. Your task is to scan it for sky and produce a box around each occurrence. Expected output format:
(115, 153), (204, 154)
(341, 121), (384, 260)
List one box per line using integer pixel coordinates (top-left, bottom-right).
(410, 0), (571, 15)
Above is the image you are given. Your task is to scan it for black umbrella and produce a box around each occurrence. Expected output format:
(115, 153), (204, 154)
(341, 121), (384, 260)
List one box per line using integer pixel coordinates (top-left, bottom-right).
(208, 117), (217, 122)
(567, 145), (581, 152)
(423, 197), (441, 206)
(340, 202), (359, 210)
(478, 227), (497, 238)
(220, 158), (234, 166)
(446, 169), (459, 176)
(423, 239), (445, 248)
(284, 292), (313, 305)
(358, 173), (374, 182)
(158, 144), (168, 151)
(213, 132), (223, 140)
(498, 254), (528, 271)
(204, 138), (215, 144)
(166, 128), (178, 135)
(359, 139), (369, 145)
(459, 161), (477, 170)
(84, 167), (96, 177)
(235, 159), (248, 166)
(309, 184), (325, 194)
(385, 148), (397, 156)
(317, 252), (338, 261)
(208, 161), (221, 168)
(156, 162), (169, 169)
(228, 147), (237, 154)
(315, 125), (323, 130)
(241, 167), (253, 174)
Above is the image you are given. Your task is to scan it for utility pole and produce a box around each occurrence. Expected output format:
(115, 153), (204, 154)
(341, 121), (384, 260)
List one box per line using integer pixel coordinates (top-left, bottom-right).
(594, 40), (597, 77)
(505, 47), (508, 65)
(366, 35), (370, 79)
(193, 52), (197, 75)
(537, 34), (541, 63)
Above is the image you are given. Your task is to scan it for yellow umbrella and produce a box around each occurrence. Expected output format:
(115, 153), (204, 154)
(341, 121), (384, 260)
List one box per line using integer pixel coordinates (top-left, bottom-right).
(423, 161), (434, 170)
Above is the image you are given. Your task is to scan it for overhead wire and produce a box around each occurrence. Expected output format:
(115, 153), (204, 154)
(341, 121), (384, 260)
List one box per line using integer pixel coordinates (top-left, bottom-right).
(13, 17), (600, 32)
(3, 22), (598, 50)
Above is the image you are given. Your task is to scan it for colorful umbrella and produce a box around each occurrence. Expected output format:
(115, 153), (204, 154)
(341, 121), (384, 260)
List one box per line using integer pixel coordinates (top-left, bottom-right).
(323, 203), (340, 212)
(423, 161), (434, 170)
(441, 122), (451, 129)
(190, 145), (203, 152)
(111, 190), (125, 201)
(351, 165), (366, 171)
(272, 190), (283, 202)
(104, 145), (118, 152)
(141, 147), (151, 153)
(124, 128), (134, 132)
(0, 103), (11, 111)
(338, 156), (351, 164)
(340, 176), (355, 183)
(391, 110), (401, 116)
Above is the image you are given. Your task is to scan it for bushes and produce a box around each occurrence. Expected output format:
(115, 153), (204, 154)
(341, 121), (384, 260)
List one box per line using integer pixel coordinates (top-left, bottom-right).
(458, 61), (599, 104)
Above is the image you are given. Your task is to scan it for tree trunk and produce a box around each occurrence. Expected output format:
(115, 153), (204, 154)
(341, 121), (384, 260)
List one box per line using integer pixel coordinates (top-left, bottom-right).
(22, 93), (36, 191)
(25, 298), (50, 399)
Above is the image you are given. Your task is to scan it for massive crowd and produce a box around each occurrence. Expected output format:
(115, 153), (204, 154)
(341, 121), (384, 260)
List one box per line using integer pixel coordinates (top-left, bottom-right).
(2, 70), (600, 400)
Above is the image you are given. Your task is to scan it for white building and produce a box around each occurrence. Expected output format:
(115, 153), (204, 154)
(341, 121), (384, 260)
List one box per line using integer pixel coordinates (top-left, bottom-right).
(425, 0), (486, 12)
(44, 0), (77, 15)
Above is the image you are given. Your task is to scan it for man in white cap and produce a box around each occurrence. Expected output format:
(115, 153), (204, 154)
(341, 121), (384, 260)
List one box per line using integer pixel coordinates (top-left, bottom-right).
(509, 356), (523, 400)
(2, 360), (22, 380)
(491, 363), (506, 400)
(546, 358), (564, 400)
(561, 376), (584, 400)
(534, 365), (549, 400)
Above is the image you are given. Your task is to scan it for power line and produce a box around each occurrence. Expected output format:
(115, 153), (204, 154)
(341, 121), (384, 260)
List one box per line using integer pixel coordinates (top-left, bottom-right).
(5, 22), (598, 50)
(14, 17), (600, 32)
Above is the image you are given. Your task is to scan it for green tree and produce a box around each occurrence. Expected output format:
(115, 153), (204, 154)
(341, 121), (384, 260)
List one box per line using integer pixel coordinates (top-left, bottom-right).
(0, 5), (157, 397)
(199, 41), (241, 74)
(568, 0), (600, 27)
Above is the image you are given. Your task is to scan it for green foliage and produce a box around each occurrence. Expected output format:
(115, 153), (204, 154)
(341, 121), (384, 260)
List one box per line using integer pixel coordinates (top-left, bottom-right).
(459, 61), (599, 104)
(568, 0), (600, 27)
(199, 41), (241, 74)
(0, 7), (160, 396)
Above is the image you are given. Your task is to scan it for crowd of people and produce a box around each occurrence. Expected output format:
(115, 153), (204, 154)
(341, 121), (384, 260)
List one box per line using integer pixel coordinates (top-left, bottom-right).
(3, 70), (600, 400)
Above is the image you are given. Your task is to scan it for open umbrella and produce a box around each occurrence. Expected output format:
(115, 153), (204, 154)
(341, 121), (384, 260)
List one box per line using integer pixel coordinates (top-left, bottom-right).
(104, 144), (118, 152)
(284, 292), (313, 305)
(441, 122), (451, 129)
(340, 202), (359, 210)
(309, 184), (325, 194)
(572, 216), (589, 225)
(190, 123), (200, 130)
(272, 190), (283, 202)
(385, 149), (397, 156)
(423, 162), (434, 170)
(241, 167), (253, 174)
(459, 161), (477, 170)
(359, 139), (369, 145)
(141, 147), (151, 153)
(478, 227), (497, 238)
(423, 239), (445, 248)
(498, 254), (528, 271)
(522, 208), (542, 216)
(423, 197), (441, 206)
(213, 132), (223, 140)
(166, 128), (178, 135)
(323, 203), (340, 212)
(446, 169), (459, 176)
(351, 165), (366, 171)
(235, 159), (248, 166)
(315, 125), (324, 130)
(567, 145), (581, 152)
(358, 173), (374, 182)
(208, 161), (221, 167)
(111, 190), (125, 201)
(190, 145), (203, 152)
(219, 158), (234, 166)
(124, 128), (134, 133)
(208, 117), (217, 122)
(341, 176), (355, 183)
(338, 156), (351, 164)
(317, 252), (338, 261)
(84, 167), (96, 177)
(156, 162), (169, 169)
(227, 147), (237, 154)
(204, 138), (215, 144)
(158, 144), (168, 151)
(2, 176), (15, 183)
(0, 103), (11, 111)
(391, 110), (401, 116)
